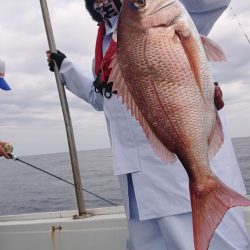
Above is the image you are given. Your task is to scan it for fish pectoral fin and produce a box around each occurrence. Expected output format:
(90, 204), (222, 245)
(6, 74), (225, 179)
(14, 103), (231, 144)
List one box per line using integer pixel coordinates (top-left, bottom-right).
(208, 112), (224, 158)
(190, 176), (250, 250)
(200, 35), (227, 62)
(175, 21), (202, 96)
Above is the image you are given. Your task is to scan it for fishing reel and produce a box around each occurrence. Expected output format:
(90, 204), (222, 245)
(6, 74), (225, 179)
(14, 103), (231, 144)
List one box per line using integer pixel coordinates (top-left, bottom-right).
(2, 143), (17, 160)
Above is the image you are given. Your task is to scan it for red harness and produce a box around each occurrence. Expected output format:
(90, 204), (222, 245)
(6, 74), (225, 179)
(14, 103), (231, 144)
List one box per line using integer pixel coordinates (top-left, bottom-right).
(94, 21), (117, 83)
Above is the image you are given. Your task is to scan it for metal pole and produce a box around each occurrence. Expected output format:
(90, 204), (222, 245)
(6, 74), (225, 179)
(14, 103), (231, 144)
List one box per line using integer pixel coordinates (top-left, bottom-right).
(39, 0), (86, 216)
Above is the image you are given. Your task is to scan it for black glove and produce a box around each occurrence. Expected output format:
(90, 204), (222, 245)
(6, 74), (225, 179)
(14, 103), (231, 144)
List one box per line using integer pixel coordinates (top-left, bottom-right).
(48, 50), (66, 72)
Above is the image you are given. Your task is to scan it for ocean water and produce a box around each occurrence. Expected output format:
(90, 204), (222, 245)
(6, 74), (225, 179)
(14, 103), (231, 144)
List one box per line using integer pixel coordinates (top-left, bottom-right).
(0, 137), (250, 216)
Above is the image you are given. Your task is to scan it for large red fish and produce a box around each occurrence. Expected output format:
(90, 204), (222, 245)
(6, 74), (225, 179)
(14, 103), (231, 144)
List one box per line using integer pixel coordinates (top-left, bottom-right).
(108, 0), (250, 249)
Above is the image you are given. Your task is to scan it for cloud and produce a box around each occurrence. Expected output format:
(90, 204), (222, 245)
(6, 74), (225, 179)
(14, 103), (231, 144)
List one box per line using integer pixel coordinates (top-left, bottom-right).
(208, 1), (250, 138)
(0, 0), (250, 156)
(0, 0), (109, 156)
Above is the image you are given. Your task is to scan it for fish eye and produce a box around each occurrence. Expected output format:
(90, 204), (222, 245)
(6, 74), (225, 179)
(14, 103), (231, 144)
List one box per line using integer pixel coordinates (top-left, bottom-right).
(134, 0), (146, 8)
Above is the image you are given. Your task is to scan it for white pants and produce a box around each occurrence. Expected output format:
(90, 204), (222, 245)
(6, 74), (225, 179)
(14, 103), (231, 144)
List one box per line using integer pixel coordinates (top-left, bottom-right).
(127, 209), (250, 250)
(126, 175), (250, 250)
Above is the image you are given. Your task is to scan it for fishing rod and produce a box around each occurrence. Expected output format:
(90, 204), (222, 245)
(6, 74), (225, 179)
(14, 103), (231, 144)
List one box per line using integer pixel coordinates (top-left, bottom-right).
(8, 154), (119, 207)
(230, 6), (250, 45)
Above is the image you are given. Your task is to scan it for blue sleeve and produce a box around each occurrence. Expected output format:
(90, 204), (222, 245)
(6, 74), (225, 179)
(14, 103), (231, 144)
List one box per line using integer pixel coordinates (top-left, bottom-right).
(180, 0), (231, 35)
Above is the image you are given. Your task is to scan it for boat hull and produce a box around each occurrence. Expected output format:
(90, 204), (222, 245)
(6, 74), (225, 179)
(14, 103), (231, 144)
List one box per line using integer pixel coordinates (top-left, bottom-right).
(0, 207), (127, 250)
(1, 206), (250, 250)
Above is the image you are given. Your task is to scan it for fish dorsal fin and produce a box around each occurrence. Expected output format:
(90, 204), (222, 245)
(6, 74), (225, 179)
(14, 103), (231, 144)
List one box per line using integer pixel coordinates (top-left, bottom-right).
(109, 54), (177, 163)
(208, 112), (224, 158)
(200, 35), (226, 62)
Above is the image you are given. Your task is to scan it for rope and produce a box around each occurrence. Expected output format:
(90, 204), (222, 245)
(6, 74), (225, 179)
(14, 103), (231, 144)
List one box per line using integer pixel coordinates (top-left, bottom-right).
(10, 155), (119, 207)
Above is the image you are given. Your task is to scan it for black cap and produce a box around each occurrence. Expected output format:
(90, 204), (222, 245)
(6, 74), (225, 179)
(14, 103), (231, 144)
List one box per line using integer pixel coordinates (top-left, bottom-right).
(84, 0), (103, 22)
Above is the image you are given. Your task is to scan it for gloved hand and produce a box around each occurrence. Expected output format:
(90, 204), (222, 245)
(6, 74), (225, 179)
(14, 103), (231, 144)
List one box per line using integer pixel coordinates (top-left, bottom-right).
(46, 50), (66, 72)
(214, 82), (224, 111)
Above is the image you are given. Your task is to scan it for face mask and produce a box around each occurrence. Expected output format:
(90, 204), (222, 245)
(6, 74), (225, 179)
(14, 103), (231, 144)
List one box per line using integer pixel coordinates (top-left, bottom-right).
(94, 0), (122, 26)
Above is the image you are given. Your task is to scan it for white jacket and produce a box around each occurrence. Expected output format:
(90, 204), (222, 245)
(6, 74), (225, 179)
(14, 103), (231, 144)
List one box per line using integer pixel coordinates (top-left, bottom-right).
(60, 0), (246, 220)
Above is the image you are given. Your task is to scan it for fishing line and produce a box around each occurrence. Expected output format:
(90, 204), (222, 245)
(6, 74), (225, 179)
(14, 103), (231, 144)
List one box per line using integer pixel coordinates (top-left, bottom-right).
(230, 6), (250, 45)
(9, 155), (119, 207)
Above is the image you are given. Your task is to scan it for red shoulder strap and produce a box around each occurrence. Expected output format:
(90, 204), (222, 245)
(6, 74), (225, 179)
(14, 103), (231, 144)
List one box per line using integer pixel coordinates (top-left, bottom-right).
(101, 39), (117, 82)
(94, 22), (117, 83)
(95, 22), (105, 76)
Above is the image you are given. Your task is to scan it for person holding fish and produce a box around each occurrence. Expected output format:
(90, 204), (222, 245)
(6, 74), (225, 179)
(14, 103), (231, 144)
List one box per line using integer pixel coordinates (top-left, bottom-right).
(47, 0), (250, 249)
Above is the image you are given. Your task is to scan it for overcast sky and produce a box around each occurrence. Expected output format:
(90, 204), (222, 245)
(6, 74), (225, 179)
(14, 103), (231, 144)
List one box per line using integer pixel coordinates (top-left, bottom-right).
(0, 0), (249, 156)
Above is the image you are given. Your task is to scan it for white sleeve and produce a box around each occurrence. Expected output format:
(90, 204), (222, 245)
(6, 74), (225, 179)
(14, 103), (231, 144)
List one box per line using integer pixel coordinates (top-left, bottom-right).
(180, 0), (231, 35)
(59, 58), (104, 111)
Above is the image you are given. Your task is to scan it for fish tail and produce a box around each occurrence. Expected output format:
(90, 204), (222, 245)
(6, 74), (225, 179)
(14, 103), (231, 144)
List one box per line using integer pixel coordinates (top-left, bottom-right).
(190, 176), (250, 250)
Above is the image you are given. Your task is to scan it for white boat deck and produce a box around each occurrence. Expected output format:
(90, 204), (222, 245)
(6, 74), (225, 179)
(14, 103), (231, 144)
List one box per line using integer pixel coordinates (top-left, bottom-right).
(0, 206), (127, 250)
(0, 206), (250, 250)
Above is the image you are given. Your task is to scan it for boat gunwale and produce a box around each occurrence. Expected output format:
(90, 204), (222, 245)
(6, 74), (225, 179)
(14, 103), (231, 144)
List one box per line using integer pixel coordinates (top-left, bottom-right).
(0, 206), (125, 223)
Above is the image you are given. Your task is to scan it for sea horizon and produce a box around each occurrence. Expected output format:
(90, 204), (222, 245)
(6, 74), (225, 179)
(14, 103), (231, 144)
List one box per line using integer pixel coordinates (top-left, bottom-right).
(0, 136), (249, 216)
